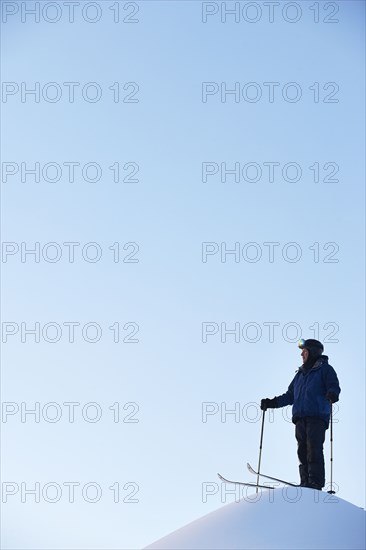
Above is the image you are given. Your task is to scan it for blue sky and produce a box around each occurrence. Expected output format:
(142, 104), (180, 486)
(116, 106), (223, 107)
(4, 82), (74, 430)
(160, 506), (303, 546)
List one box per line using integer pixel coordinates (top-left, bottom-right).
(1, 1), (365, 548)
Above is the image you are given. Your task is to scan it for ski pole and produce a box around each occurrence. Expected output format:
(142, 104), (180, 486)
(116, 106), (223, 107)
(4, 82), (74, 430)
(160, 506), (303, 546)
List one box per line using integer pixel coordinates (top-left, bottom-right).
(328, 402), (335, 494)
(256, 409), (266, 493)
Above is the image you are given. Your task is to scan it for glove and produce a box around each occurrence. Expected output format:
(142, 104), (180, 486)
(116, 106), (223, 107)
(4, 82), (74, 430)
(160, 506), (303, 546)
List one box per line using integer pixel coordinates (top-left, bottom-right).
(260, 398), (277, 411)
(326, 391), (339, 404)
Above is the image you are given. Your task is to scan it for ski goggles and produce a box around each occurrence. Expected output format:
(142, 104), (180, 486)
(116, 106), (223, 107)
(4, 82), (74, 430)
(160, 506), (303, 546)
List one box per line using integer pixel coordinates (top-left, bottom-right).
(298, 339), (306, 349)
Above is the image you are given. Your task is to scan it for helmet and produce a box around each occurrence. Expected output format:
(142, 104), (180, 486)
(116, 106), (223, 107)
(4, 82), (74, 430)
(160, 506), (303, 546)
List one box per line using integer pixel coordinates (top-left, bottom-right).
(298, 338), (324, 357)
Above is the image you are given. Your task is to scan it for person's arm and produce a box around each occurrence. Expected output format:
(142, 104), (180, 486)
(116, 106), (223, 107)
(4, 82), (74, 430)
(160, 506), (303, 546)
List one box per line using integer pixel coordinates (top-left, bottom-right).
(324, 365), (341, 403)
(261, 376), (295, 410)
(275, 376), (295, 408)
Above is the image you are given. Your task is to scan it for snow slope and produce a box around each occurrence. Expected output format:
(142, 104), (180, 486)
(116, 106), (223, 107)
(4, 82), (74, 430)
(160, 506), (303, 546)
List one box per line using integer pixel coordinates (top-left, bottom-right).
(145, 488), (365, 550)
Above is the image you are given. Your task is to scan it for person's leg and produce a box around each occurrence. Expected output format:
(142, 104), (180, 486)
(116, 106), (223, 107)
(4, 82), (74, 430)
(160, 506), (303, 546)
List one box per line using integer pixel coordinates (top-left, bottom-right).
(295, 419), (308, 486)
(306, 417), (327, 489)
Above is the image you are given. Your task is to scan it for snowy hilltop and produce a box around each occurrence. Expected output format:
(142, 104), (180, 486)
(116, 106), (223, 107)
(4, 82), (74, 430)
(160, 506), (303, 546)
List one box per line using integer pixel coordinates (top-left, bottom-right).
(145, 487), (366, 550)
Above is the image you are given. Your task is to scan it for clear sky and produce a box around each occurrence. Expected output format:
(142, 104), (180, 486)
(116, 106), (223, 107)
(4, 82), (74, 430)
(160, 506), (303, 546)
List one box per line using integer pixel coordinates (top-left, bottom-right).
(1, 1), (365, 549)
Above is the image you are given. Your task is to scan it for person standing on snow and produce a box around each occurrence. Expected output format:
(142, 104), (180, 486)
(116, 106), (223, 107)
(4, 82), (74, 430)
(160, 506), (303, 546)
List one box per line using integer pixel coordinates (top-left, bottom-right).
(260, 339), (341, 490)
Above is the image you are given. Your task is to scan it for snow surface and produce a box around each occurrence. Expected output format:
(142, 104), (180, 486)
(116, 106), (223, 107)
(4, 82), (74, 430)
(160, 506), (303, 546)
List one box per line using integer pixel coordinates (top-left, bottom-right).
(145, 488), (365, 550)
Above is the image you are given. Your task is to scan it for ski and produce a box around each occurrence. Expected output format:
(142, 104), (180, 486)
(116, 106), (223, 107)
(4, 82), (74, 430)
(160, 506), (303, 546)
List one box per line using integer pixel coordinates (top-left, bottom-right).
(217, 473), (274, 489)
(247, 463), (301, 487)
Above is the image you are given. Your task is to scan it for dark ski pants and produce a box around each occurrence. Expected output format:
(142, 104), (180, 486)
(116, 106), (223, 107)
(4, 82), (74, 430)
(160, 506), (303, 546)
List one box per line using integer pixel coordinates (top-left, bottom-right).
(295, 417), (327, 489)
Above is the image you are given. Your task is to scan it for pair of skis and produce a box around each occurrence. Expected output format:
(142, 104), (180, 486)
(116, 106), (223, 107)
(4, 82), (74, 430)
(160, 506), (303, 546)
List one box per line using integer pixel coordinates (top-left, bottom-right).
(218, 463), (300, 489)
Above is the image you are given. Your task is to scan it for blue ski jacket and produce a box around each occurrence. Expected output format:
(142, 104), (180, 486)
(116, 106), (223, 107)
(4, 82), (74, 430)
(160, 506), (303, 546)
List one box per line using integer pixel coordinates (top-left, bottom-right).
(275, 355), (340, 427)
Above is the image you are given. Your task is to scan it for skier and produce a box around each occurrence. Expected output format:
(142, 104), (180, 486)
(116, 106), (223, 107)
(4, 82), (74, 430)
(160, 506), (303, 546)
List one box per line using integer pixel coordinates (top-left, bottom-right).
(260, 339), (340, 490)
